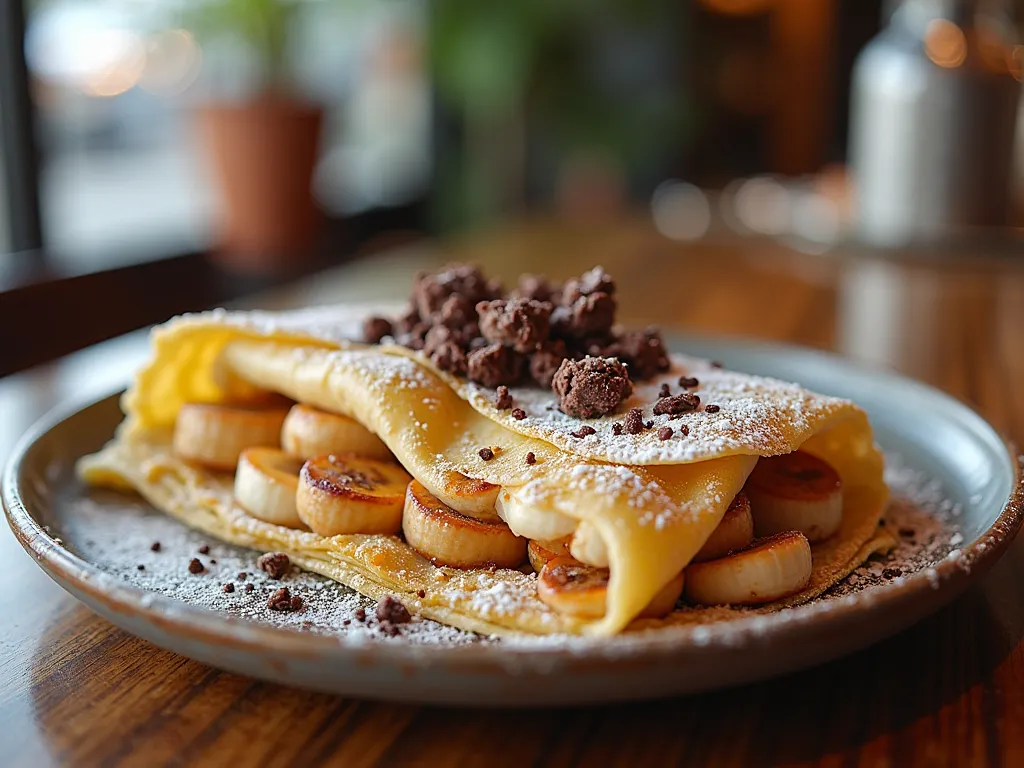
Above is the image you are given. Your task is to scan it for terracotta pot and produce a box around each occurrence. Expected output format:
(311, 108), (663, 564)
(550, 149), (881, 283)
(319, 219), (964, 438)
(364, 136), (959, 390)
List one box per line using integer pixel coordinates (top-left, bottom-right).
(197, 97), (324, 273)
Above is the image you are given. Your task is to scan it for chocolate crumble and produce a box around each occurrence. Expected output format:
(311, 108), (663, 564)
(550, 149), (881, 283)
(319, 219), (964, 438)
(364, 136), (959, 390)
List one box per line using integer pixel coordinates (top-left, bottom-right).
(136, 564), (145, 571)
(198, 544), (210, 554)
(467, 343), (524, 388)
(257, 552), (291, 580)
(416, 589), (426, 598)
(362, 316), (393, 344)
(570, 425), (597, 439)
(223, 583), (235, 593)
(511, 408), (527, 420)
(376, 595), (412, 624)
(653, 392), (700, 416)
(525, 451), (537, 465)
(624, 407), (645, 435)
(678, 376), (699, 389)
(354, 607), (367, 622)
(898, 528), (916, 538)
(268, 587), (301, 612)
(478, 447), (495, 461)
(882, 568), (903, 580)
(188, 558), (205, 575)
(659, 383), (671, 398)
(244, 583), (254, 593)
(495, 385), (513, 410)
(705, 404), (721, 413)
(150, 541), (161, 552)
(612, 422), (623, 435)
(477, 298), (552, 353)
(657, 426), (673, 440)
(237, 571), (247, 580)
(552, 357), (633, 418)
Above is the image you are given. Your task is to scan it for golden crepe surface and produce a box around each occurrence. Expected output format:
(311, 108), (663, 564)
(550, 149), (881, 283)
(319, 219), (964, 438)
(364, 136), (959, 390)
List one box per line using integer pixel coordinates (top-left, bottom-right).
(78, 303), (891, 637)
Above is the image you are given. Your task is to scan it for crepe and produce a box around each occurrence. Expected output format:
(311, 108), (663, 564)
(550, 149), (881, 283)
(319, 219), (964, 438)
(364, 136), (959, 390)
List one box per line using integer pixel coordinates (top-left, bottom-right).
(78, 304), (892, 637)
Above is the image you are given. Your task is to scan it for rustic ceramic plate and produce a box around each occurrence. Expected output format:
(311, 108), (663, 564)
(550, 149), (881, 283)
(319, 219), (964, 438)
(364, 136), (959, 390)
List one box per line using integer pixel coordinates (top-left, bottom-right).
(4, 335), (1023, 706)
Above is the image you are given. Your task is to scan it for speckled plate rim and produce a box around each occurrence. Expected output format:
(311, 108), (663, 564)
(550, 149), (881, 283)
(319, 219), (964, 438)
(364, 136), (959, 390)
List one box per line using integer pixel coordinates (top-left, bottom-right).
(4, 335), (1024, 683)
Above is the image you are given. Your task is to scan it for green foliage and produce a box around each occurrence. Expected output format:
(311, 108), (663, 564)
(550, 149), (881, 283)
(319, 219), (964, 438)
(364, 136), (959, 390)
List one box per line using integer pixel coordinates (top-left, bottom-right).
(179, 0), (303, 86)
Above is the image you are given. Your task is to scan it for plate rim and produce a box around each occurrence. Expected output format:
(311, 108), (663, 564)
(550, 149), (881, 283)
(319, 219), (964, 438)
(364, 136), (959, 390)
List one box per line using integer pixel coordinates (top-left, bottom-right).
(4, 334), (1024, 669)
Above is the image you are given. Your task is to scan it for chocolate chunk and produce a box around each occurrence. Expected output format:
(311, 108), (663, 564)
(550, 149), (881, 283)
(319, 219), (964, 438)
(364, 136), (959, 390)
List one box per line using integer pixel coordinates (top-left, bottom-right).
(245, 583), (254, 593)
(198, 544), (210, 554)
(561, 266), (616, 303)
(257, 552), (291, 580)
(525, 452), (537, 465)
(439, 293), (476, 329)
(570, 425), (597, 438)
(429, 340), (468, 376)
(653, 393), (701, 416)
(477, 298), (552, 353)
(363, 316), (393, 344)
(188, 558), (205, 575)
(478, 447), (495, 461)
(268, 587), (299, 612)
(612, 328), (670, 380)
(150, 541), (161, 552)
(552, 356), (633, 419)
(679, 424), (690, 436)
(624, 407), (645, 435)
(416, 589), (426, 598)
(705, 404), (721, 413)
(413, 264), (501, 320)
(516, 274), (560, 303)
(355, 607), (367, 622)
(530, 340), (568, 388)
(511, 408), (526, 420)
(467, 343), (524, 388)
(495, 385), (513, 410)
(657, 426), (673, 440)
(376, 595), (412, 624)
(678, 376), (699, 389)
(612, 423), (624, 435)
(570, 292), (617, 336)
(223, 583), (235, 593)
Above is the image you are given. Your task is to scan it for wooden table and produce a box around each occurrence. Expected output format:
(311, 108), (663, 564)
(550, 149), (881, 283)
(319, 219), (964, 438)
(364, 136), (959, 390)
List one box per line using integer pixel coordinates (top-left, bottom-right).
(4, 218), (1024, 767)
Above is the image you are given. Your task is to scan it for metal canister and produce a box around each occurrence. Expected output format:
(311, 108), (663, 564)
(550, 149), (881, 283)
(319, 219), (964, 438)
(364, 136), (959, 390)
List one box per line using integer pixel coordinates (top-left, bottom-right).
(849, 0), (1020, 247)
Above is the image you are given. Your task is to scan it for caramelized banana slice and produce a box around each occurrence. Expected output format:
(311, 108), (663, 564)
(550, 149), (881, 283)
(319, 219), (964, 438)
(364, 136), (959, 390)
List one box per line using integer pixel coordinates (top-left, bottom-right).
(296, 454), (411, 535)
(692, 491), (754, 563)
(403, 480), (526, 568)
(173, 403), (288, 471)
(234, 447), (305, 528)
(425, 471), (502, 522)
(684, 531), (812, 606)
(281, 404), (392, 462)
(537, 556), (685, 619)
(527, 538), (571, 573)
(746, 451), (843, 542)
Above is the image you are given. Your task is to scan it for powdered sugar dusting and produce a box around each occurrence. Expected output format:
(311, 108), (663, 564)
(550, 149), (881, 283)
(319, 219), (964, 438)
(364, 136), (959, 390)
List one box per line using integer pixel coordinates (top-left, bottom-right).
(60, 451), (974, 649)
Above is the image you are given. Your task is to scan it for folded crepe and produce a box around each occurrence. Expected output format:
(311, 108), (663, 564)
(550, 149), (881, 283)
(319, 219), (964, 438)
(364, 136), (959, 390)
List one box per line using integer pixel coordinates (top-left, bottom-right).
(79, 301), (892, 637)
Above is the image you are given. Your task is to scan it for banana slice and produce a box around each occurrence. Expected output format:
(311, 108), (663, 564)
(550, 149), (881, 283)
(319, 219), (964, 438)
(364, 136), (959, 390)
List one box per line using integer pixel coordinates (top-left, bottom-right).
(537, 556), (684, 619)
(683, 530), (812, 606)
(527, 538), (570, 572)
(746, 451), (843, 542)
(403, 480), (526, 569)
(296, 454), (411, 535)
(281, 404), (392, 462)
(692, 491), (754, 563)
(172, 403), (289, 471)
(425, 471), (502, 522)
(234, 447), (305, 528)
(568, 521), (608, 568)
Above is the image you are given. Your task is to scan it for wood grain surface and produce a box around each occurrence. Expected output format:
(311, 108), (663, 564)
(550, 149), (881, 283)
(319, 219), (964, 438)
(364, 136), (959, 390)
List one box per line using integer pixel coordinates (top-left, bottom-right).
(3, 217), (1024, 767)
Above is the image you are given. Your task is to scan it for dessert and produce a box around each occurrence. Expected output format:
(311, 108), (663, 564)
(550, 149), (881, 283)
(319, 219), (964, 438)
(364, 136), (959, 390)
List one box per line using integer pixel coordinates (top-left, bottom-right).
(77, 264), (892, 636)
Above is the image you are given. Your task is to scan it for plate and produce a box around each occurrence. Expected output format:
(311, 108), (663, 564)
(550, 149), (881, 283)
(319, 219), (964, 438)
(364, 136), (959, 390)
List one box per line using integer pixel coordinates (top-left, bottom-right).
(4, 335), (1023, 706)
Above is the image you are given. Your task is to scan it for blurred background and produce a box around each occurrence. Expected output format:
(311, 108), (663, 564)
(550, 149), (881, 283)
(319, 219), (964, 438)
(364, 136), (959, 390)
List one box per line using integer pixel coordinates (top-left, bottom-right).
(1, 0), (1023, 375)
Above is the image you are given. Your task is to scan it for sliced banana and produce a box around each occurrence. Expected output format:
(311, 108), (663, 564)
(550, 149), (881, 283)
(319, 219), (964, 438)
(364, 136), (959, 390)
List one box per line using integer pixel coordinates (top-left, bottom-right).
(746, 451), (843, 543)
(281, 404), (392, 462)
(537, 556), (684, 619)
(683, 530), (812, 606)
(403, 480), (526, 569)
(527, 538), (570, 573)
(296, 454), (411, 536)
(692, 491), (754, 563)
(424, 471), (502, 522)
(495, 488), (577, 541)
(172, 403), (289, 471)
(234, 447), (305, 528)
(568, 521), (609, 568)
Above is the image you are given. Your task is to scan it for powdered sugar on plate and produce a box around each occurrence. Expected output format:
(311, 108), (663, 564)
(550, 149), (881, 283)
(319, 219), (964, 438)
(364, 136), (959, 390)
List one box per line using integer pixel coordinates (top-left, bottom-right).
(61, 451), (965, 647)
